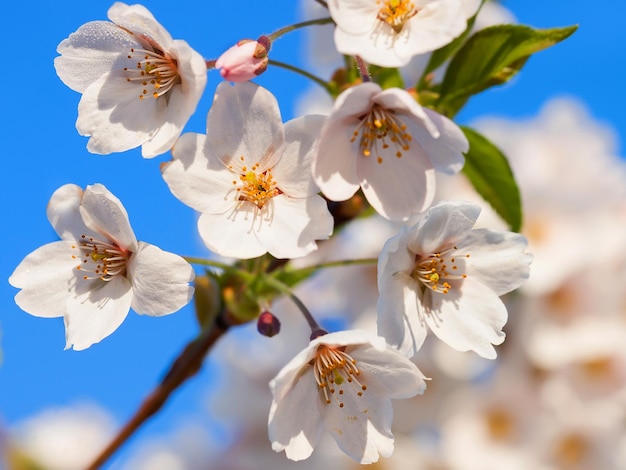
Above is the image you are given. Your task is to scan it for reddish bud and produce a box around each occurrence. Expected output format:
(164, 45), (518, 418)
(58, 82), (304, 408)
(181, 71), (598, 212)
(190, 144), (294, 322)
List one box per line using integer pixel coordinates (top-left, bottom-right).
(215, 38), (270, 82)
(257, 311), (281, 337)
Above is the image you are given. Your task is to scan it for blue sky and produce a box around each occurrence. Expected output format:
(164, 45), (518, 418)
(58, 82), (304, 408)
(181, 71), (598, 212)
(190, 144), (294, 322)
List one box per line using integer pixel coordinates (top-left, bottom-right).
(1, 0), (624, 466)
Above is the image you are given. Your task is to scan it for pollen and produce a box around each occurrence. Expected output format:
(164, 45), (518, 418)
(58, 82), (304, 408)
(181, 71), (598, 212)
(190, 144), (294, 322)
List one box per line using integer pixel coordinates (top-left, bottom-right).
(231, 159), (281, 209)
(351, 104), (412, 164)
(411, 245), (468, 294)
(376, 0), (419, 34)
(72, 235), (129, 282)
(123, 34), (180, 101)
(313, 345), (367, 408)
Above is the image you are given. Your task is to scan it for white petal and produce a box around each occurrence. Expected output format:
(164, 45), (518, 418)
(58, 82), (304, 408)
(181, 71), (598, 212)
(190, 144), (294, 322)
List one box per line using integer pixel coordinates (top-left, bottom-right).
(335, 26), (410, 67)
(196, 208), (267, 259)
(255, 195), (333, 259)
(312, 119), (361, 201)
(457, 229), (532, 296)
(207, 82), (284, 169)
(407, 201), (480, 255)
(268, 370), (323, 462)
(9, 241), (78, 318)
(54, 21), (140, 93)
(107, 2), (174, 49)
(422, 277), (507, 359)
(377, 272), (428, 357)
(128, 242), (194, 316)
(321, 391), (394, 464)
(328, 0), (378, 35)
(76, 70), (165, 155)
(352, 343), (427, 398)
(274, 115), (326, 197)
(141, 40), (207, 158)
(80, 184), (138, 252)
(163, 133), (234, 215)
(401, 0), (467, 55)
(358, 138), (436, 221)
(46, 184), (98, 241)
(418, 108), (468, 174)
(64, 275), (133, 350)
(312, 84), (381, 201)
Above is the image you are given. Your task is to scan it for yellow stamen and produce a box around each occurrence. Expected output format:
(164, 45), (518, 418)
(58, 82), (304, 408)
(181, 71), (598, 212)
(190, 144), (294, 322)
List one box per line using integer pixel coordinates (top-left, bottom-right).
(351, 105), (412, 164)
(376, 0), (419, 34)
(312, 345), (367, 407)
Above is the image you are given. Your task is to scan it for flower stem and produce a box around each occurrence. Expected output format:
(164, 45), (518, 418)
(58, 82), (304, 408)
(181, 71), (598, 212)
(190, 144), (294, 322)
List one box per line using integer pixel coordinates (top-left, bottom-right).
(355, 55), (371, 82)
(262, 275), (323, 334)
(268, 59), (334, 93)
(268, 17), (334, 41)
(275, 257), (378, 280)
(86, 314), (231, 470)
(183, 257), (255, 282)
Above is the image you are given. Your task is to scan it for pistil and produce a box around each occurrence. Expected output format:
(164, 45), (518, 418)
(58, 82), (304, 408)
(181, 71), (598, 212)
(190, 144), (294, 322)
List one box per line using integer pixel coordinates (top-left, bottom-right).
(313, 345), (367, 407)
(376, 0), (419, 34)
(73, 235), (129, 281)
(411, 245), (469, 294)
(123, 37), (180, 100)
(351, 105), (412, 164)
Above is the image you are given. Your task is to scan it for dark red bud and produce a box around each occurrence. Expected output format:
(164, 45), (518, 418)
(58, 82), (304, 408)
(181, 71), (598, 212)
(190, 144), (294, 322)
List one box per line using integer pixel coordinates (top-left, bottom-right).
(257, 311), (281, 337)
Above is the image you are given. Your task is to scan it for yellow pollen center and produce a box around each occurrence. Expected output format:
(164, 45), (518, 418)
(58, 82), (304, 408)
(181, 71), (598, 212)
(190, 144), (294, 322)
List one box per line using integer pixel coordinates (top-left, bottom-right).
(376, 0), (419, 34)
(312, 345), (367, 408)
(411, 246), (469, 294)
(230, 160), (280, 209)
(123, 34), (180, 101)
(351, 105), (412, 164)
(72, 235), (129, 282)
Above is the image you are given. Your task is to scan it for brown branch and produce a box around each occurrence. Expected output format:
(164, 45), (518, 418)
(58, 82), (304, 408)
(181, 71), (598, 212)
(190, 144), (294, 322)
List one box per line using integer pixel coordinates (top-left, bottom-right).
(86, 314), (231, 469)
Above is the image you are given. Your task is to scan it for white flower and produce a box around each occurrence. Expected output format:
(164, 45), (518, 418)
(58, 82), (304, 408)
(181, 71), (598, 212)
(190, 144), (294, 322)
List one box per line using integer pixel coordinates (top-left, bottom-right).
(161, 81), (334, 259)
(328, 0), (468, 67)
(377, 201), (531, 359)
(54, 2), (207, 158)
(268, 329), (427, 463)
(312, 82), (467, 221)
(9, 184), (194, 350)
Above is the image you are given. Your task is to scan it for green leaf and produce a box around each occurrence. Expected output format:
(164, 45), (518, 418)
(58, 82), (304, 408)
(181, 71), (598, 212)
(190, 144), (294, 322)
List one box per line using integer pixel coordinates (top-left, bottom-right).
(438, 24), (578, 117)
(369, 65), (405, 90)
(461, 126), (522, 232)
(272, 266), (318, 288)
(418, 0), (483, 86)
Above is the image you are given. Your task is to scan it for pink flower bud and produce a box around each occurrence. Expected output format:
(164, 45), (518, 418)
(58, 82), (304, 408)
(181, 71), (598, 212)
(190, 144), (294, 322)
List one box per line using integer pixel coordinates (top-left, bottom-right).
(257, 310), (281, 337)
(216, 38), (270, 82)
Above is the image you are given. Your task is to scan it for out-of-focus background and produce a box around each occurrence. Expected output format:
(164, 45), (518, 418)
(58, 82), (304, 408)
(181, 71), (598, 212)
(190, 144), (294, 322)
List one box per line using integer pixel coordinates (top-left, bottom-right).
(1, 1), (625, 468)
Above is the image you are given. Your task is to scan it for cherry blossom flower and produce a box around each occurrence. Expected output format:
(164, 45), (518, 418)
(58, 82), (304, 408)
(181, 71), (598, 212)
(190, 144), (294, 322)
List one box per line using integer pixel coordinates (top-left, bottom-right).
(268, 330), (427, 463)
(377, 201), (531, 359)
(54, 2), (207, 158)
(312, 82), (467, 221)
(161, 81), (333, 259)
(327, 0), (469, 67)
(9, 184), (194, 350)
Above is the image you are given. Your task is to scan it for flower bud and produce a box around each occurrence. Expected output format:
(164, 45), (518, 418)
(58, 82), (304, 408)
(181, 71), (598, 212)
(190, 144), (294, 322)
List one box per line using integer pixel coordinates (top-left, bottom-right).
(216, 37), (270, 82)
(257, 310), (281, 337)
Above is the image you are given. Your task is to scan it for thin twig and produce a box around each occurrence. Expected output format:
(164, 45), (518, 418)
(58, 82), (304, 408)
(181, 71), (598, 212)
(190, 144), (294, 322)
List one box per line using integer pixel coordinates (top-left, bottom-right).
(86, 315), (231, 469)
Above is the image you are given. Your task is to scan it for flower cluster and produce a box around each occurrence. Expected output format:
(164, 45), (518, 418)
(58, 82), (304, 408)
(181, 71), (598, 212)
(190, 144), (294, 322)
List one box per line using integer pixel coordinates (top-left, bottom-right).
(7, 0), (551, 467)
